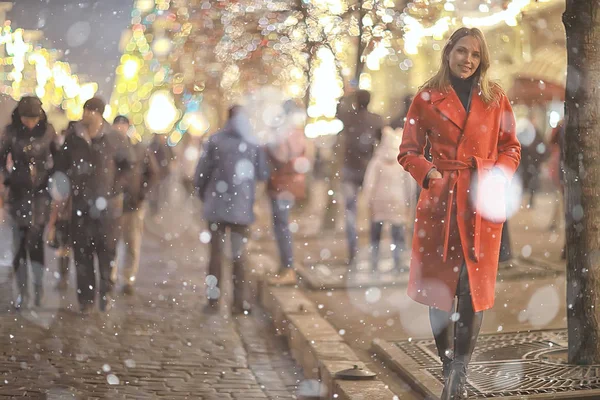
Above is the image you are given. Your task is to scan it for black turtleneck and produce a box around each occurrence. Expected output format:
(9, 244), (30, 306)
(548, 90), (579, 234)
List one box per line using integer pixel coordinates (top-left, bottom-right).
(450, 73), (475, 113)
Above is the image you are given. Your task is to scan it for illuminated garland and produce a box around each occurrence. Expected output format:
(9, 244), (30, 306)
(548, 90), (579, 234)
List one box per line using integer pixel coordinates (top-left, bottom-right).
(0, 24), (98, 120)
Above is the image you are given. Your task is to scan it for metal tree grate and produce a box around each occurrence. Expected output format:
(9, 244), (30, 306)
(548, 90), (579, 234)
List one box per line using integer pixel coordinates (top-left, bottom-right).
(389, 330), (600, 398)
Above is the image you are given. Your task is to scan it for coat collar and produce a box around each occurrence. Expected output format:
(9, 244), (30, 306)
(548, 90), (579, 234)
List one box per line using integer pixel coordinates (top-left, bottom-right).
(429, 86), (486, 132)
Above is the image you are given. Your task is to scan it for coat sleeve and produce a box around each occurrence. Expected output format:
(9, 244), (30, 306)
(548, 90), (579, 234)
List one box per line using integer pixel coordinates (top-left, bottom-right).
(193, 139), (214, 199)
(494, 95), (521, 179)
(397, 93), (435, 188)
(0, 128), (12, 179)
(142, 146), (160, 195)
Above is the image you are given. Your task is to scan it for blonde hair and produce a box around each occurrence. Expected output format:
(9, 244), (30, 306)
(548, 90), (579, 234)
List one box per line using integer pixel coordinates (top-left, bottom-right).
(422, 27), (503, 106)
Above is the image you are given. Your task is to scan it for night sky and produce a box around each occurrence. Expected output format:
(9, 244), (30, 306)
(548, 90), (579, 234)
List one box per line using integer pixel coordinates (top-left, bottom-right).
(8, 0), (134, 99)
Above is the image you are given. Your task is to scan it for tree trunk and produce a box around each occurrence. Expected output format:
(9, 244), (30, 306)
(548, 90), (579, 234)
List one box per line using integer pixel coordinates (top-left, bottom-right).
(563, 0), (600, 364)
(354, 2), (366, 84)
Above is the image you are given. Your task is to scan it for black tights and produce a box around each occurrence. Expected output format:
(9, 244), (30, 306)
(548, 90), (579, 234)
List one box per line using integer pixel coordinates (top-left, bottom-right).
(429, 263), (483, 369)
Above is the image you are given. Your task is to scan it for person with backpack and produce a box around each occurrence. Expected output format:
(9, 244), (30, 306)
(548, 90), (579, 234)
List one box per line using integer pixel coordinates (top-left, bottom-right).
(194, 105), (269, 314)
(0, 96), (56, 309)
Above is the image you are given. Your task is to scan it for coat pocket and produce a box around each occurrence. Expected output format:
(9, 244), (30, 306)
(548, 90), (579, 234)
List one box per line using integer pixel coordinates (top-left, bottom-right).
(419, 178), (447, 216)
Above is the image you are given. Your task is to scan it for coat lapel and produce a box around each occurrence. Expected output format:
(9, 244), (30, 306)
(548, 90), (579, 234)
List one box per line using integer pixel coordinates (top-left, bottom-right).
(430, 88), (467, 131)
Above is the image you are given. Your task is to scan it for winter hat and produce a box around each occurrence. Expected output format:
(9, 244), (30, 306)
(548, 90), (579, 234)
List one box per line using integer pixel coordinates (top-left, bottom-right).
(113, 115), (130, 125)
(17, 96), (43, 118)
(83, 97), (106, 115)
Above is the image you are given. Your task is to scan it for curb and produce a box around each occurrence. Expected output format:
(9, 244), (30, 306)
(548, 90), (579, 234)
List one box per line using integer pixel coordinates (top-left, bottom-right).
(259, 282), (398, 399)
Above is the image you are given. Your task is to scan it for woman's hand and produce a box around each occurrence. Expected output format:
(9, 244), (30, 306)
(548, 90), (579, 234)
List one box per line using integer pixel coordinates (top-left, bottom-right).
(427, 169), (442, 180)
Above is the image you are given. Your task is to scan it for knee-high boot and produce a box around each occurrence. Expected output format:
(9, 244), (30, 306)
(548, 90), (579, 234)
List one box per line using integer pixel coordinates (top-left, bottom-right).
(441, 294), (483, 400)
(429, 305), (455, 381)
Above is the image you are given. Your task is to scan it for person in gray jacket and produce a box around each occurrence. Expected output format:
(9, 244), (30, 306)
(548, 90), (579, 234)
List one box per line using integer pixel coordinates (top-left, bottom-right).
(194, 105), (269, 315)
(54, 98), (134, 314)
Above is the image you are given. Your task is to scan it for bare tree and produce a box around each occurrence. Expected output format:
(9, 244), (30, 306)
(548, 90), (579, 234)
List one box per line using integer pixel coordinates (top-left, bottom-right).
(563, 0), (600, 364)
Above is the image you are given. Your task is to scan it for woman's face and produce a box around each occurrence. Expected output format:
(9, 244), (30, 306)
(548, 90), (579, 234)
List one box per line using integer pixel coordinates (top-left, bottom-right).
(448, 35), (481, 79)
(20, 116), (40, 130)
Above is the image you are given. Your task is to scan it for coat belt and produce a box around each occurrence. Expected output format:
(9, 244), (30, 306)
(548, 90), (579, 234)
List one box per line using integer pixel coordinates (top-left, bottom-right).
(433, 157), (496, 263)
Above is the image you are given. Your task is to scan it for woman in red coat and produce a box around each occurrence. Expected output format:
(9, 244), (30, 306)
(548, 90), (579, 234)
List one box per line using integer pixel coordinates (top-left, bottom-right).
(398, 27), (521, 399)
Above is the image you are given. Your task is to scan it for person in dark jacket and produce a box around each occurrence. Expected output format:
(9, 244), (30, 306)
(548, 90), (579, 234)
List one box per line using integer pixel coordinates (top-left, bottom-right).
(194, 105), (269, 314)
(0, 96), (56, 309)
(148, 133), (175, 217)
(47, 122), (75, 292)
(111, 115), (159, 294)
(337, 90), (384, 268)
(54, 98), (134, 313)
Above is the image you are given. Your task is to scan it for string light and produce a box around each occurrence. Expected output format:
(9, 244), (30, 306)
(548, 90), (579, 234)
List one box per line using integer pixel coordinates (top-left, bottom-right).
(402, 0), (537, 55)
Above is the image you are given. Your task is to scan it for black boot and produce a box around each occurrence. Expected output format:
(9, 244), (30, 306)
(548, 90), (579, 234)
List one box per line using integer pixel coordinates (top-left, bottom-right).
(441, 291), (483, 400)
(441, 363), (468, 400)
(429, 306), (455, 382)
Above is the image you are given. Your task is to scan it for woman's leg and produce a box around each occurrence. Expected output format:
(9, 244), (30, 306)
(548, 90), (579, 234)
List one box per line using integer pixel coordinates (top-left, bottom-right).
(27, 225), (46, 307)
(271, 198), (294, 271)
(369, 221), (383, 273)
(429, 305), (455, 381)
(12, 226), (28, 308)
(442, 263), (483, 400)
(390, 224), (406, 271)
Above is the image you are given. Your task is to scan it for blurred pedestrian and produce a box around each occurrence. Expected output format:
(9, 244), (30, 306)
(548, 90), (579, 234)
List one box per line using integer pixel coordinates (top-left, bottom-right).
(195, 105), (269, 315)
(54, 98), (134, 314)
(111, 116), (159, 295)
(47, 122), (75, 292)
(148, 133), (175, 217)
(0, 96), (56, 309)
(338, 89), (384, 268)
(516, 112), (548, 209)
(398, 27), (521, 399)
(363, 128), (416, 275)
(548, 120), (566, 258)
(266, 100), (307, 286)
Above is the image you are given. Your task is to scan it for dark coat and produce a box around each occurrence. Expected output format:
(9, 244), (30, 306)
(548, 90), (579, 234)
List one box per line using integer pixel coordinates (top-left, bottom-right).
(54, 120), (135, 221)
(0, 107), (56, 227)
(398, 87), (521, 312)
(194, 118), (269, 225)
(149, 137), (175, 179)
(338, 107), (384, 186)
(124, 141), (160, 212)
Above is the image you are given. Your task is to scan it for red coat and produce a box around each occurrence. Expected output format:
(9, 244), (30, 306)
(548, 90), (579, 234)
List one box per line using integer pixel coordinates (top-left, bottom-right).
(398, 87), (521, 312)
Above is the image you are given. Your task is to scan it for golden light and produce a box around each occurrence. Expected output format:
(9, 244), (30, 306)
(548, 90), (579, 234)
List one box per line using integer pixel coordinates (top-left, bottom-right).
(79, 82), (98, 102)
(308, 47), (343, 121)
(145, 90), (179, 133)
(103, 105), (113, 120)
(136, 0), (155, 12)
(123, 58), (140, 80)
(359, 72), (372, 90)
(462, 0), (531, 28)
(366, 42), (389, 71)
(168, 130), (183, 145)
(181, 111), (210, 137)
(152, 37), (172, 57)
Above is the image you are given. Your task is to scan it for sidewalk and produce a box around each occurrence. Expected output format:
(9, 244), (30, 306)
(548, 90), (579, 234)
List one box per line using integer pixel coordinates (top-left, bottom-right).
(250, 185), (571, 399)
(0, 187), (301, 399)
